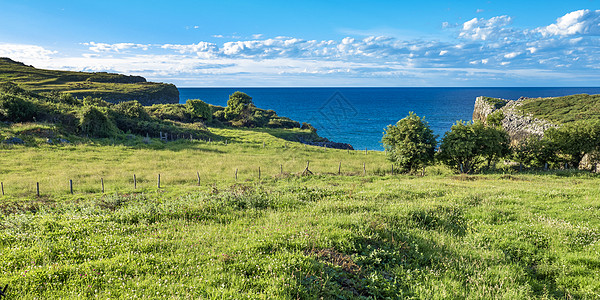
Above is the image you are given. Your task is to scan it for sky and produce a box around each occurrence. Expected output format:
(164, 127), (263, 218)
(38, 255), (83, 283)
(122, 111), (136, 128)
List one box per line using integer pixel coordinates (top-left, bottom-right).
(0, 0), (599, 87)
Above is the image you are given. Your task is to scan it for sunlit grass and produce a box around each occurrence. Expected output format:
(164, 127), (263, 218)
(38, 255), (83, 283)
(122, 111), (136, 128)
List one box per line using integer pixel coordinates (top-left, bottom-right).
(1, 126), (599, 299)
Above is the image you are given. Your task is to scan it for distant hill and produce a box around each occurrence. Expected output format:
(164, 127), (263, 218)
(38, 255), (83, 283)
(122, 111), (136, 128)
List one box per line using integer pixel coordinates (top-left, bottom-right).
(473, 94), (600, 141)
(0, 57), (179, 105)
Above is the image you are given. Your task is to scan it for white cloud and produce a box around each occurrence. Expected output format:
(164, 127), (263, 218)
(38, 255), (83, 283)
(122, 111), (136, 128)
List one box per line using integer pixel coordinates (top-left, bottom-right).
(538, 9), (600, 37)
(503, 52), (520, 59)
(526, 47), (537, 54)
(0, 43), (56, 60)
(84, 42), (149, 52)
(459, 16), (513, 41)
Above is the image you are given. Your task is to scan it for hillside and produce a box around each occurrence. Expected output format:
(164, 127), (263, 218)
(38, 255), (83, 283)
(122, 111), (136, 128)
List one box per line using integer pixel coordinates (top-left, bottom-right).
(472, 94), (600, 141)
(0, 57), (179, 105)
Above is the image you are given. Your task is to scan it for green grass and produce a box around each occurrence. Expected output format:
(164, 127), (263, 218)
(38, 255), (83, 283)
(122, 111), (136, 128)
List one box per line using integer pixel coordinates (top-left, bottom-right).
(518, 94), (600, 124)
(1, 126), (600, 299)
(482, 97), (509, 110)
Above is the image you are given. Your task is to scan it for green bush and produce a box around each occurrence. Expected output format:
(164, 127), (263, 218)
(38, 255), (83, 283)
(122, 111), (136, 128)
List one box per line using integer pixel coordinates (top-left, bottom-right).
(301, 122), (317, 133)
(224, 91), (253, 121)
(113, 101), (150, 120)
(79, 106), (118, 137)
(382, 112), (437, 173)
(185, 99), (212, 122)
(545, 120), (600, 166)
(147, 104), (190, 122)
(0, 94), (38, 122)
(83, 96), (111, 108)
(438, 121), (510, 173)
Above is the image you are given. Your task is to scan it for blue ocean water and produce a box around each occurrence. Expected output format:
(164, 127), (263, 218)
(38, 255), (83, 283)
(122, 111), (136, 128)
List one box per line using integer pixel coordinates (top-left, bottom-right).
(179, 87), (600, 150)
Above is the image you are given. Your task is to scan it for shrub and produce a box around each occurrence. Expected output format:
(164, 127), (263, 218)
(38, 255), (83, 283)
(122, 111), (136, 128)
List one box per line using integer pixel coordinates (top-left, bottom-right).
(301, 122), (317, 133)
(83, 96), (111, 108)
(147, 104), (190, 122)
(545, 120), (600, 166)
(224, 91), (253, 121)
(113, 100), (150, 120)
(0, 94), (38, 122)
(382, 112), (437, 173)
(438, 121), (510, 173)
(79, 106), (118, 137)
(185, 99), (212, 122)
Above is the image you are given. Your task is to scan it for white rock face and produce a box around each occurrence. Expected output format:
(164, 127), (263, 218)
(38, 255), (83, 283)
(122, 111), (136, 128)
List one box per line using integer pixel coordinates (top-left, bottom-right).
(472, 96), (557, 143)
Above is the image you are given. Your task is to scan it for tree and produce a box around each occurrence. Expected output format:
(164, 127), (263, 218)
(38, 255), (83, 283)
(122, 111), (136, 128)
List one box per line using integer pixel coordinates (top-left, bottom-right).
(382, 112), (437, 173)
(479, 124), (511, 168)
(545, 120), (600, 167)
(0, 94), (37, 122)
(185, 99), (212, 122)
(80, 106), (118, 138)
(224, 91), (253, 121)
(511, 135), (557, 169)
(438, 120), (510, 173)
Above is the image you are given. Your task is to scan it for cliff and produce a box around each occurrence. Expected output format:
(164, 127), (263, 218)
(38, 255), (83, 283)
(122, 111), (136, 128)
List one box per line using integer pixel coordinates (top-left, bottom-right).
(473, 96), (557, 143)
(0, 57), (178, 105)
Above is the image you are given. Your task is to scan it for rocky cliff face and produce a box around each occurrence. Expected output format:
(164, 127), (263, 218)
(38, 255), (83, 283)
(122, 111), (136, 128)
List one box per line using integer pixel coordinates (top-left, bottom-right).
(472, 96), (557, 143)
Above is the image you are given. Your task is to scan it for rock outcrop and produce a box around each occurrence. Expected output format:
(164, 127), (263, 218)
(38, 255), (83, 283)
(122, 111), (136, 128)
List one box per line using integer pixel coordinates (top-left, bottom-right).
(472, 96), (557, 143)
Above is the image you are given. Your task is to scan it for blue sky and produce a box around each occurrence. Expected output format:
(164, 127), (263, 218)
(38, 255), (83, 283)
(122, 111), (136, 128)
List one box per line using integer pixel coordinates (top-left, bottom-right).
(1, 0), (599, 86)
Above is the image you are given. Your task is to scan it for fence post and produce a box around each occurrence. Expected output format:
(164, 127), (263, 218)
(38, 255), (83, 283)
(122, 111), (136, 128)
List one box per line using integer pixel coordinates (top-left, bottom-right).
(338, 162), (341, 175)
(258, 167), (261, 180)
(134, 174), (137, 189)
(1, 182), (4, 196)
(365, 147), (367, 155)
(280, 164), (283, 175)
(158, 174), (161, 189)
(101, 178), (104, 193)
(36, 182), (40, 197)
(69, 179), (73, 194)
(363, 163), (366, 176)
(235, 168), (238, 180)
(197, 171), (201, 186)
(391, 164), (394, 175)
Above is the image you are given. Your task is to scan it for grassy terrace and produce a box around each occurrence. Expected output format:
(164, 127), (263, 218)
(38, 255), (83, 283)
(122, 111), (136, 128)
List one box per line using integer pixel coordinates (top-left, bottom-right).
(0, 127), (599, 299)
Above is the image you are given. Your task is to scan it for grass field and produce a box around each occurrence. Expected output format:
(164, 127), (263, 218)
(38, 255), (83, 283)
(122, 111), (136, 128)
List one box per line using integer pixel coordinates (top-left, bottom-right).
(1, 127), (600, 299)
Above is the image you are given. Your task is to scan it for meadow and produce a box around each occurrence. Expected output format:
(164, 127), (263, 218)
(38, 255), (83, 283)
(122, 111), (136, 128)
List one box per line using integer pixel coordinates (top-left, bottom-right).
(1, 127), (599, 299)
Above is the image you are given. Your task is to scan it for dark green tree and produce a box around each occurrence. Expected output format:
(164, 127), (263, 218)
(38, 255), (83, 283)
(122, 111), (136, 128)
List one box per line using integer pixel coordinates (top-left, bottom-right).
(382, 112), (437, 173)
(545, 120), (600, 167)
(479, 124), (511, 168)
(438, 121), (510, 173)
(224, 91), (253, 121)
(0, 94), (37, 122)
(80, 106), (118, 138)
(185, 99), (212, 122)
(511, 136), (557, 169)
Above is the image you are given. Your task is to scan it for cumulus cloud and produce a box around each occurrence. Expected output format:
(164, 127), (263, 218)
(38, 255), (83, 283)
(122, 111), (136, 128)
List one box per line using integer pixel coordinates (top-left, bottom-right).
(0, 43), (56, 60)
(458, 15), (513, 40)
(538, 9), (600, 37)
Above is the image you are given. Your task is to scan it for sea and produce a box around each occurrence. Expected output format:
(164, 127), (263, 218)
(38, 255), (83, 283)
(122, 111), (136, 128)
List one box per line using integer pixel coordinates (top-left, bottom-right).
(179, 87), (600, 150)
